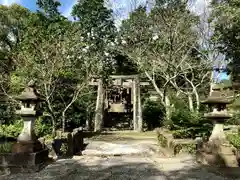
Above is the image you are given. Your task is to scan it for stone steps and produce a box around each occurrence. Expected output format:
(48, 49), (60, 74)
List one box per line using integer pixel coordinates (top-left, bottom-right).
(82, 140), (160, 157)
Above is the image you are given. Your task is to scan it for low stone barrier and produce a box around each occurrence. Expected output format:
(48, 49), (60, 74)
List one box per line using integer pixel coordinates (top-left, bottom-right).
(40, 127), (84, 158)
(156, 128), (197, 155)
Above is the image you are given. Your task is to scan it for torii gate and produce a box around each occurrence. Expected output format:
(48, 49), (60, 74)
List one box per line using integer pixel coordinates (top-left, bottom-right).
(90, 74), (149, 132)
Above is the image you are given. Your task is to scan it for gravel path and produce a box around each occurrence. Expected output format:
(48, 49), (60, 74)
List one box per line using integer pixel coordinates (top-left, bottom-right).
(1, 154), (237, 180)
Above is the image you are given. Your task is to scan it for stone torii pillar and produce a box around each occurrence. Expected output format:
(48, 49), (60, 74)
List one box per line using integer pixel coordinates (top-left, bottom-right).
(132, 75), (143, 132)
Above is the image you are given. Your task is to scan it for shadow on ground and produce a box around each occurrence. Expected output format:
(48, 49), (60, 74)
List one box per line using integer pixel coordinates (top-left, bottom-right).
(1, 156), (239, 180)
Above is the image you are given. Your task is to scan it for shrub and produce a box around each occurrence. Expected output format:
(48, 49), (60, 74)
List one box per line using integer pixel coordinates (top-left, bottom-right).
(35, 117), (52, 137)
(227, 112), (240, 125)
(143, 99), (165, 130)
(227, 133), (240, 149)
(0, 102), (17, 125)
(0, 142), (14, 153)
(157, 132), (168, 148)
(0, 120), (23, 138)
(169, 108), (212, 139)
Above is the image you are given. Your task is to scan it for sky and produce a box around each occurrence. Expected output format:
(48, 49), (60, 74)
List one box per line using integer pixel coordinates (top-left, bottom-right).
(0, 0), (78, 18)
(0, 0), (230, 81)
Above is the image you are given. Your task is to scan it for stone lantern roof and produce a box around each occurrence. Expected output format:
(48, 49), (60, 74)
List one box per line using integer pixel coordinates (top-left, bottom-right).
(204, 112), (232, 119)
(15, 80), (44, 102)
(201, 91), (233, 105)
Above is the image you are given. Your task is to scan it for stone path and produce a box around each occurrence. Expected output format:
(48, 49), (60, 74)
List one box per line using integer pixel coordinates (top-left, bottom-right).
(1, 135), (239, 180)
(1, 154), (236, 180)
(82, 139), (159, 156)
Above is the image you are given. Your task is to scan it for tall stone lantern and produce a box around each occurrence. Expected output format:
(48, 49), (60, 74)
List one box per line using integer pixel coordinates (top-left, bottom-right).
(14, 81), (45, 152)
(198, 90), (239, 167)
(202, 91), (232, 143)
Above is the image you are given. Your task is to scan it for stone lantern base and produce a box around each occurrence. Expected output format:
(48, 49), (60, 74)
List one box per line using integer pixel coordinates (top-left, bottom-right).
(196, 138), (239, 167)
(0, 136), (50, 173)
(12, 140), (43, 153)
(0, 149), (49, 173)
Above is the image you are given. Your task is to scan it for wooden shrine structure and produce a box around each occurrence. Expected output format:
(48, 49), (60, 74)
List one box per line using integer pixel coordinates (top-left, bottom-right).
(90, 75), (149, 132)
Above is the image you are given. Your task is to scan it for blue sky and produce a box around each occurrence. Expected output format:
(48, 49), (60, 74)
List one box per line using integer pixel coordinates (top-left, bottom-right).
(0, 0), (78, 18)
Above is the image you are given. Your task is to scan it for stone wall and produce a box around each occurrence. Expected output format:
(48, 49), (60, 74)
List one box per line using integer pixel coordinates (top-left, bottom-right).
(41, 127), (84, 159)
(156, 128), (197, 155)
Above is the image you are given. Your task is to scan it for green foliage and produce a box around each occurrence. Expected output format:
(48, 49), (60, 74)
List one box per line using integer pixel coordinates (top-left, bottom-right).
(37, 0), (61, 18)
(227, 112), (240, 125)
(167, 97), (212, 139)
(227, 133), (240, 149)
(143, 99), (165, 130)
(35, 117), (52, 137)
(0, 1), (219, 139)
(0, 102), (16, 125)
(0, 120), (23, 138)
(157, 132), (168, 148)
(60, 143), (68, 154)
(0, 142), (14, 153)
(211, 0), (240, 84)
(12, 1), (105, 133)
(174, 143), (196, 154)
(170, 109), (212, 139)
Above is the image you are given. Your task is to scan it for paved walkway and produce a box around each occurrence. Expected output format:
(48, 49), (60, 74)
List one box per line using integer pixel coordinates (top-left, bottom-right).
(1, 133), (239, 180)
(1, 154), (236, 180)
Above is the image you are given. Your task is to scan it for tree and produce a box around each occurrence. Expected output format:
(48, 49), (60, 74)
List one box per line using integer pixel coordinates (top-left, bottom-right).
(72, 0), (117, 75)
(36, 0), (61, 18)
(0, 4), (31, 127)
(0, 4), (30, 96)
(72, 0), (117, 131)
(14, 2), (102, 134)
(118, 1), (209, 117)
(211, 0), (240, 90)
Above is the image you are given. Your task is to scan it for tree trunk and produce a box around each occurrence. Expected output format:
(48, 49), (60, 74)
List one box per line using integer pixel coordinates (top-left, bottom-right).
(188, 94), (194, 112)
(86, 118), (91, 130)
(62, 111), (66, 132)
(51, 116), (56, 137)
(86, 108), (91, 130)
(194, 90), (200, 112)
(145, 71), (164, 104)
(209, 71), (214, 96)
(62, 100), (76, 132)
(165, 95), (171, 122)
(46, 100), (56, 136)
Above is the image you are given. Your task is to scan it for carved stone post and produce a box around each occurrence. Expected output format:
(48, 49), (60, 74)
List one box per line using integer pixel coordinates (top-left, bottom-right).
(94, 79), (105, 132)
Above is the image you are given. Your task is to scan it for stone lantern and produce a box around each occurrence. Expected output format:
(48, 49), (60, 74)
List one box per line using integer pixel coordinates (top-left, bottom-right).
(198, 90), (239, 167)
(202, 91), (232, 142)
(0, 81), (49, 173)
(14, 80), (45, 153)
